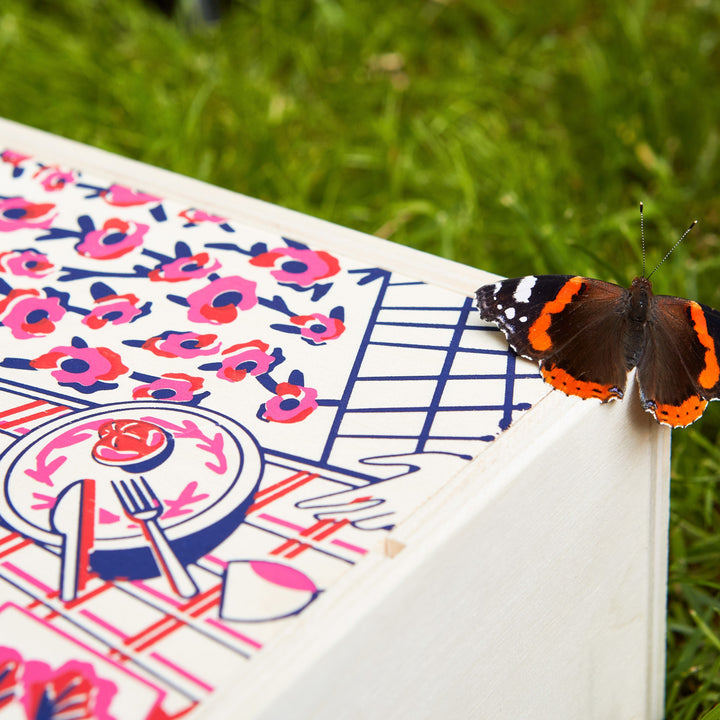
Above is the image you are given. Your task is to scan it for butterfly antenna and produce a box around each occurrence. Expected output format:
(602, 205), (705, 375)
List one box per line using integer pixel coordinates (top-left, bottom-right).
(646, 216), (698, 280)
(640, 202), (646, 278)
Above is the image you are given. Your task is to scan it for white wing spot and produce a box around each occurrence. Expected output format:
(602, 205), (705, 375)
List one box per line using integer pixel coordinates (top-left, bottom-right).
(492, 282), (501, 296)
(519, 315), (528, 323)
(513, 276), (537, 304)
(505, 307), (516, 319)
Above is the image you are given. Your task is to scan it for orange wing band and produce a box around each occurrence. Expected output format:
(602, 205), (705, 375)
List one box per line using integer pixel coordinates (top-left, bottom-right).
(541, 365), (622, 402)
(528, 277), (584, 352)
(649, 395), (708, 428)
(689, 301), (720, 390)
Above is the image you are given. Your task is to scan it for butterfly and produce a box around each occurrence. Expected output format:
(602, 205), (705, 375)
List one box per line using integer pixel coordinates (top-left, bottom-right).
(475, 204), (719, 427)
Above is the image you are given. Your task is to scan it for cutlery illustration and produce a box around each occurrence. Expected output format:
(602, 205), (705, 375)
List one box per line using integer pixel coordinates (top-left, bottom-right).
(111, 476), (199, 598)
(49, 480), (87, 602)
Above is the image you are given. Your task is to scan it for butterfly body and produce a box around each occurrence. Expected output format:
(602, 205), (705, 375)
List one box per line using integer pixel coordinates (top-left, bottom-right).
(476, 274), (720, 427)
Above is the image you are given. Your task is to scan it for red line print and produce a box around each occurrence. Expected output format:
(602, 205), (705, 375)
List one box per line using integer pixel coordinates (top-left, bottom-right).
(270, 539), (311, 559)
(247, 472), (319, 514)
(0, 399), (46, 418)
(123, 586), (222, 653)
(330, 539), (368, 555)
(0, 404), (69, 429)
(0, 537), (33, 558)
(300, 519), (350, 541)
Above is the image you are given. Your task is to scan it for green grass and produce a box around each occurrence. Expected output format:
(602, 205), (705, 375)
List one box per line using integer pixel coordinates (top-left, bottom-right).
(3, 0), (720, 715)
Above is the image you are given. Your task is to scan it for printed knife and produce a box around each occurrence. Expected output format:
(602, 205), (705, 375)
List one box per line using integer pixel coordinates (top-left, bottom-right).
(49, 480), (86, 602)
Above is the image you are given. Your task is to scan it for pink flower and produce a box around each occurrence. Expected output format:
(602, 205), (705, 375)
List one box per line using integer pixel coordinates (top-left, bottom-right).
(0, 198), (57, 231)
(0, 646), (22, 709)
(179, 208), (227, 224)
(101, 184), (161, 207)
(290, 313), (345, 344)
(1, 150), (31, 168)
(20, 658), (117, 720)
(217, 340), (278, 382)
(186, 276), (258, 324)
(133, 373), (205, 402)
(250, 246), (340, 287)
(0, 289), (66, 339)
(31, 345), (128, 387)
(82, 293), (148, 329)
(143, 331), (221, 358)
(0, 249), (54, 278)
(148, 252), (221, 282)
(75, 218), (148, 260)
(260, 382), (318, 423)
(33, 166), (76, 192)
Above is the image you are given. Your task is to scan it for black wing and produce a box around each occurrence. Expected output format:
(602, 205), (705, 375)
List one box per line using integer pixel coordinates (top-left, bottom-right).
(476, 275), (631, 402)
(637, 296), (720, 427)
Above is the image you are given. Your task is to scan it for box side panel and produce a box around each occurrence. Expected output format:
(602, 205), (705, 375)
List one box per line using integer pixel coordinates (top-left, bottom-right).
(251, 389), (669, 720)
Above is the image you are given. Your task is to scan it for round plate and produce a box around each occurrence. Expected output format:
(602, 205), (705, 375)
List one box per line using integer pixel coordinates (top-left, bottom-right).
(0, 402), (263, 555)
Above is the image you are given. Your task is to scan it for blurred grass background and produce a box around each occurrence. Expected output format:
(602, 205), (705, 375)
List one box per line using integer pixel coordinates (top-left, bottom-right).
(2, 0), (720, 715)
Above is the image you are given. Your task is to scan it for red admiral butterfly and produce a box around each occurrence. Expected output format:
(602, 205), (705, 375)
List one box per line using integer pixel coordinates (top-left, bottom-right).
(476, 205), (719, 427)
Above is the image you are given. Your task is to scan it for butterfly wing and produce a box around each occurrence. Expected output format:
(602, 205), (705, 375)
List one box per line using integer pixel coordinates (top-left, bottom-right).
(637, 296), (720, 427)
(476, 275), (631, 402)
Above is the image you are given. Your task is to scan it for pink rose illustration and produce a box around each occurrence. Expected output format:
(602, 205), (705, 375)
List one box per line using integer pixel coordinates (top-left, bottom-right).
(101, 184), (161, 207)
(148, 252), (221, 282)
(31, 344), (128, 388)
(216, 340), (280, 382)
(133, 373), (205, 402)
(75, 218), (148, 260)
(259, 382), (318, 423)
(0, 249), (54, 278)
(0, 289), (66, 339)
(290, 313), (345, 344)
(142, 331), (221, 359)
(0, 198), (57, 231)
(250, 246), (340, 287)
(82, 293), (149, 329)
(186, 276), (258, 324)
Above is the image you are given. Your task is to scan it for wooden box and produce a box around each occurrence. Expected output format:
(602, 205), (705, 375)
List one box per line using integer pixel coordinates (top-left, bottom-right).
(0, 118), (669, 720)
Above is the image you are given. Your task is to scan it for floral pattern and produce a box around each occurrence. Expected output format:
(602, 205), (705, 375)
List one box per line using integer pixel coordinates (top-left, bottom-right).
(0, 147), (356, 424)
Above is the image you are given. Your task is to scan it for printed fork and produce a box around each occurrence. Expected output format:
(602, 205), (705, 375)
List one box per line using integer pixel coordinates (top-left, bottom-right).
(111, 476), (199, 598)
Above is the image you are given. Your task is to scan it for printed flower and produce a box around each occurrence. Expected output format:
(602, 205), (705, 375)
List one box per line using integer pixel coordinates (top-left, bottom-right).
(82, 293), (150, 329)
(0, 288), (66, 339)
(186, 275), (258, 324)
(148, 252), (221, 282)
(20, 659), (117, 720)
(75, 218), (148, 260)
(143, 330), (221, 358)
(1, 150), (31, 169)
(133, 373), (205, 402)
(101, 184), (161, 206)
(0, 249), (54, 278)
(33, 165), (76, 192)
(250, 246), (340, 287)
(31, 344), (128, 388)
(290, 313), (345, 344)
(259, 382), (318, 423)
(179, 208), (228, 224)
(215, 340), (283, 382)
(0, 197), (57, 231)
(0, 646), (22, 709)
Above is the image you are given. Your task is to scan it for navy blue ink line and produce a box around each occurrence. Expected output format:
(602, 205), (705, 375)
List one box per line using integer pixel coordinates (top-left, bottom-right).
(415, 296), (474, 453)
(380, 306), (466, 311)
(374, 321), (462, 329)
(319, 271), (391, 466)
(355, 373), (540, 381)
(342, 403), (531, 413)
